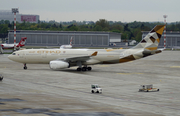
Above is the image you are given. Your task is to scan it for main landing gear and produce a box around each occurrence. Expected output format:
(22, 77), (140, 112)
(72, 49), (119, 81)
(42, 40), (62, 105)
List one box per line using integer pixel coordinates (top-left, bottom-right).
(77, 66), (92, 71)
(23, 63), (27, 70)
(76, 61), (92, 71)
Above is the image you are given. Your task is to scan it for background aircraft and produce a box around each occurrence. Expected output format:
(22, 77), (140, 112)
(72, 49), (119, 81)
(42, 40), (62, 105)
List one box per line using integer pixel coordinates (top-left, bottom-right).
(8, 25), (165, 71)
(60, 36), (73, 49)
(1, 37), (27, 49)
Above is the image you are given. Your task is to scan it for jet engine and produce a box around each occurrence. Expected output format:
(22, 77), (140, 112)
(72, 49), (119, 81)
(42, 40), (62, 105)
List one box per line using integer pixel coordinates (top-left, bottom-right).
(49, 60), (69, 70)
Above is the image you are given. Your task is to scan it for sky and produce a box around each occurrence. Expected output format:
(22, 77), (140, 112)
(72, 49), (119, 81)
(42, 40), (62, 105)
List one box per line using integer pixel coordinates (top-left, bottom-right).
(0, 0), (180, 23)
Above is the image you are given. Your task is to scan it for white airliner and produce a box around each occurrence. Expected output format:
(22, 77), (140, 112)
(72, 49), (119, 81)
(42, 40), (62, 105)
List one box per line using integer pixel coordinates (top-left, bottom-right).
(1, 37), (27, 49)
(8, 25), (165, 71)
(60, 37), (73, 49)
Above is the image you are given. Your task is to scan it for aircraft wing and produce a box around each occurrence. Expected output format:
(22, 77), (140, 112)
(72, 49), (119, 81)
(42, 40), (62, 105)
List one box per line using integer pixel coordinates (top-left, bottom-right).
(58, 51), (98, 62)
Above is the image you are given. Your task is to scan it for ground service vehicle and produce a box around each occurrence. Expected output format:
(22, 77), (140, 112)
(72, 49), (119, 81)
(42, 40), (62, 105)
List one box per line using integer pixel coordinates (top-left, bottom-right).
(91, 84), (102, 93)
(139, 84), (159, 92)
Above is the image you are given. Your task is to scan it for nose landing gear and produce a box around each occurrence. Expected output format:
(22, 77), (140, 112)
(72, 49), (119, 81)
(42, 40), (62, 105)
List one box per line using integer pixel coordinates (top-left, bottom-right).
(23, 63), (27, 70)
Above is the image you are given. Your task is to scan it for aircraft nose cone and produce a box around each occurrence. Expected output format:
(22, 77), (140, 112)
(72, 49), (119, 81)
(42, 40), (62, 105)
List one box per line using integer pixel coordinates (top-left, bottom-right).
(8, 55), (13, 60)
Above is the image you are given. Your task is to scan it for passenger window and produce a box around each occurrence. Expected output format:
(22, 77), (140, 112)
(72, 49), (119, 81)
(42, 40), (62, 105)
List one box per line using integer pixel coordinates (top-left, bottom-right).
(12, 53), (16, 55)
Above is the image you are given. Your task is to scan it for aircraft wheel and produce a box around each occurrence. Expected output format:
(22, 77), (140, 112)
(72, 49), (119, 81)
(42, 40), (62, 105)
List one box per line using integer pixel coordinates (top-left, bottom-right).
(87, 67), (92, 71)
(82, 67), (87, 71)
(24, 66), (27, 70)
(97, 91), (99, 93)
(91, 90), (94, 93)
(0, 77), (3, 81)
(77, 68), (81, 71)
(23, 64), (27, 70)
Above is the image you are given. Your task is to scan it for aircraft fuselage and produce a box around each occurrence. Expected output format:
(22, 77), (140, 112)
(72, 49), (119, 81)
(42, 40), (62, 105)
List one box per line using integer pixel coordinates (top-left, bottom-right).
(8, 48), (135, 65)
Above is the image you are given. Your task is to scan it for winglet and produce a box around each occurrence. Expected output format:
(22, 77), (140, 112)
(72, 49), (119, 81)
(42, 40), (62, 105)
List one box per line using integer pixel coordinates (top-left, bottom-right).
(91, 51), (98, 56)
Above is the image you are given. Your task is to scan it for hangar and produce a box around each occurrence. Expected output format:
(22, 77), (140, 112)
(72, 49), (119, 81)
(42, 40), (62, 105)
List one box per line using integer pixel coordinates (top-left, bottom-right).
(142, 31), (180, 48)
(8, 30), (121, 47)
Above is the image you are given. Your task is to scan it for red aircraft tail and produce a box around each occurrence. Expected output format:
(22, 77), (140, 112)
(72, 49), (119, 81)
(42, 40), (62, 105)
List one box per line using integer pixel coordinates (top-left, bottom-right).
(17, 37), (27, 47)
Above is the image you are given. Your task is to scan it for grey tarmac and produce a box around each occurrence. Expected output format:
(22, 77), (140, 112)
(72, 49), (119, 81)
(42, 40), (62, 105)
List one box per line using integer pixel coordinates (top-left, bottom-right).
(0, 51), (180, 116)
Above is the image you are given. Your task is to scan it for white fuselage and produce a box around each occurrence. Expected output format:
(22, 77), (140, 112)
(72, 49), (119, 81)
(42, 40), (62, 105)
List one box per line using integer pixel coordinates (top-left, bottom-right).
(8, 48), (146, 68)
(1, 43), (18, 49)
(60, 45), (72, 49)
(8, 48), (135, 64)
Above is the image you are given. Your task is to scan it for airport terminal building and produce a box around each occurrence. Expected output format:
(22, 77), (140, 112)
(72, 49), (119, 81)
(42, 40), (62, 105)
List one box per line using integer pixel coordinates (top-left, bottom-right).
(0, 10), (39, 23)
(142, 31), (180, 48)
(8, 30), (121, 47)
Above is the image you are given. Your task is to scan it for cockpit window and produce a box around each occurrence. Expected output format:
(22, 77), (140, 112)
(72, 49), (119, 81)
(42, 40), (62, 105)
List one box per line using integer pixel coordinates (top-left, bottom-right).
(12, 53), (16, 55)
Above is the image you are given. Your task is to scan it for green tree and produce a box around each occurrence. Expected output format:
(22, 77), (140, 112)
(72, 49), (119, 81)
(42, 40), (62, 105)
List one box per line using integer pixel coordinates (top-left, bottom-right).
(103, 27), (109, 31)
(110, 24), (123, 33)
(45, 24), (51, 29)
(96, 19), (109, 30)
(121, 31), (131, 40)
(8, 23), (12, 28)
(94, 25), (102, 31)
(0, 25), (8, 33)
(65, 24), (78, 31)
(0, 20), (5, 24)
(4, 20), (10, 24)
(52, 23), (57, 28)
(124, 24), (130, 32)
(132, 28), (141, 39)
(135, 31), (142, 42)
(59, 24), (62, 28)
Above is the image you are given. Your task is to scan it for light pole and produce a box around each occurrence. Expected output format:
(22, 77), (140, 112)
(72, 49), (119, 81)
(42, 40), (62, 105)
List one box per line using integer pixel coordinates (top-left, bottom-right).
(12, 8), (19, 51)
(163, 15), (167, 50)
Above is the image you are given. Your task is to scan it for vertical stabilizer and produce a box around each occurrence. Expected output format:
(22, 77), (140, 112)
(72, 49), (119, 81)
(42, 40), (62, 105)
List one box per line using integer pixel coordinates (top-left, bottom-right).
(70, 36), (73, 46)
(133, 25), (165, 51)
(17, 37), (27, 47)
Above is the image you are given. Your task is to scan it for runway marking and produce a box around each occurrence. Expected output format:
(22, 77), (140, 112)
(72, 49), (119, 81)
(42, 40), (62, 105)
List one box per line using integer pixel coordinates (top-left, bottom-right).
(170, 66), (180, 68)
(117, 73), (143, 75)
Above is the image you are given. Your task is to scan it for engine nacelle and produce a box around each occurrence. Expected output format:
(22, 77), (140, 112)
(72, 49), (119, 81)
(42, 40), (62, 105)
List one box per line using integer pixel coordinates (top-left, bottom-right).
(49, 60), (69, 70)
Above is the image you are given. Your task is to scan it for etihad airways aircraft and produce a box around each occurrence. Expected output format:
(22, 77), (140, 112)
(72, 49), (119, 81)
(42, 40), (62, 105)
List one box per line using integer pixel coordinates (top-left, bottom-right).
(1, 37), (27, 49)
(8, 25), (165, 71)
